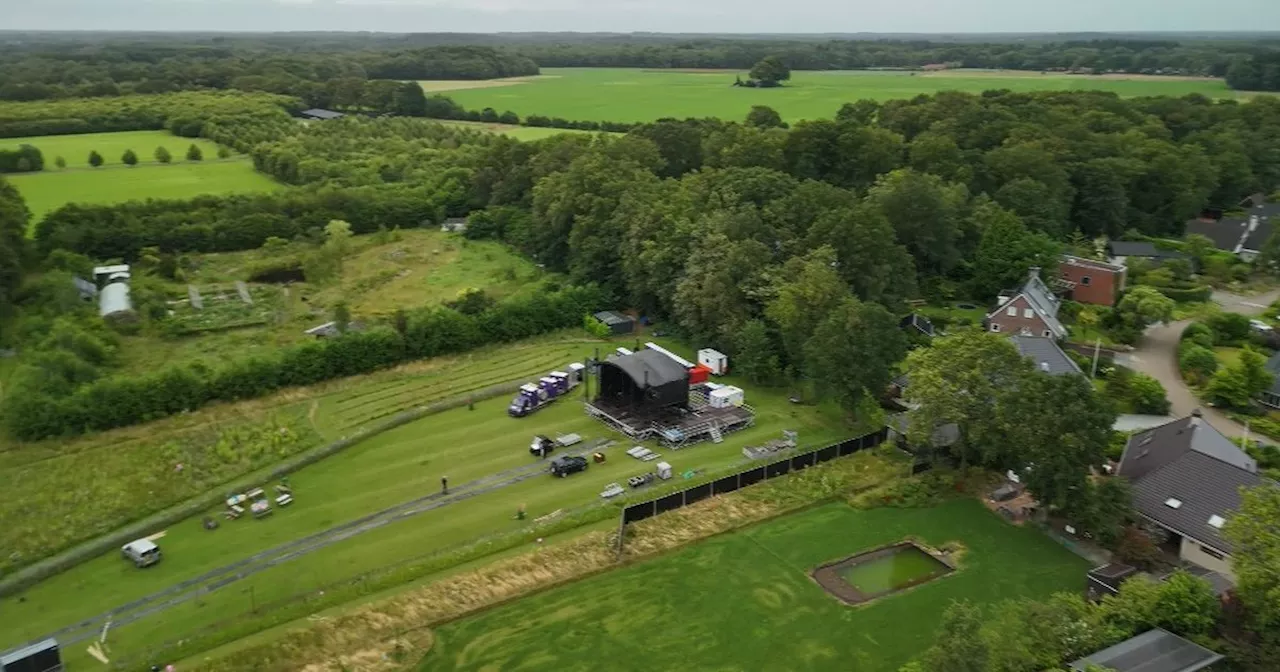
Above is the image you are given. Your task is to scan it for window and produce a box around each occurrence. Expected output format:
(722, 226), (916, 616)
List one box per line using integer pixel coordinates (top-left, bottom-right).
(1024, 308), (1034, 319)
(1165, 498), (1183, 509)
(1200, 544), (1226, 560)
(1081, 276), (1092, 286)
(1007, 306), (1018, 317)
(990, 323), (1001, 333)
(1208, 515), (1226, 529)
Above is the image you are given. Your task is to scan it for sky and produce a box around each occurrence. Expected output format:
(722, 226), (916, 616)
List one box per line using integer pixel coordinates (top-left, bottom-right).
(5, 0), (1280, 34)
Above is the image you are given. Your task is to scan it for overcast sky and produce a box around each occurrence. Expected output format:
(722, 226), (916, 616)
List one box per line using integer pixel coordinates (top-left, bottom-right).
(6, 0), (1280, 34)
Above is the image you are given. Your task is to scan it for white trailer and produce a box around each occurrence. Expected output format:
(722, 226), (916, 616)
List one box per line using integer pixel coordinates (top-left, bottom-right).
(708, 386), (744, 408)
(698, 349), (729, 375)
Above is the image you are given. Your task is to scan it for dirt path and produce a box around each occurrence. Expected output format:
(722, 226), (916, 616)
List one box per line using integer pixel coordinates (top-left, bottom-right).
(1123, 288), (1280, 439)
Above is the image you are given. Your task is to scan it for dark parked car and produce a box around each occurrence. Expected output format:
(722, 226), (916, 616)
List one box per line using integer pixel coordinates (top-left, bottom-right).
(549, 455), (588, 477)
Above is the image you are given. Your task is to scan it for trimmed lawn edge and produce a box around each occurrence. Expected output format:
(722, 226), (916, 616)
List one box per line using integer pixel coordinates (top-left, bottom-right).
(0, 380), (525, 598)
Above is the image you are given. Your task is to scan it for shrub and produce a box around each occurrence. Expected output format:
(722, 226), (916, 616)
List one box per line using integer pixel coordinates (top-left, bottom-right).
(1179, 344), (1219, 383)
(1129, 373), (1171, 415)
(1180, 322), (1215, 349)
(1154, 284), (1212, 303)
(1207, 312), (1252, 345)
(1116, 526), (1163, 570)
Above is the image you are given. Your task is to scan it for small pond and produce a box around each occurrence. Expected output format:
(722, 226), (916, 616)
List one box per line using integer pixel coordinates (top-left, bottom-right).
(813, 542), (953, 605)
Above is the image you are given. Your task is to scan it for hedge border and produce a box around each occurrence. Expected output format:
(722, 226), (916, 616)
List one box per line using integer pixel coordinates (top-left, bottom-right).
(0, 379), (524, 598)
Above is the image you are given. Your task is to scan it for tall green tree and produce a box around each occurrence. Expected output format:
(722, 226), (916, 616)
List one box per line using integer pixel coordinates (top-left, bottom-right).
(121, 148), (138, 166)
(918, 601), (988, 672)
(1226, 485), (1280, 654)
(185, 143), (203, 161)
(765, 246), (850, 369)
(749, 56), (791, 85)
(969, 199), (1062, 300)
(1207, 347), (1274, 410)
(87, 150), (103, 167)
(865, 168), (969, 278)
(804, 204), (916, 306)
(730, 319), (782, 385)
(804, 298), (907, 413)
(0, 178), (30, 322)
(905, 331), (1032, 466)
(154, 146), (172, 164)
(745, 105), (785, 129)
(996, 372), (1116, 511)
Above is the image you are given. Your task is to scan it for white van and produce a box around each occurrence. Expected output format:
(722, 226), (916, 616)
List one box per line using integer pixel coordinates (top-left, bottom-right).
(121, 538), (162, 568)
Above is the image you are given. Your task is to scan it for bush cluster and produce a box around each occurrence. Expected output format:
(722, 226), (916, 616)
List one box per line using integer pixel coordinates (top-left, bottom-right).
(2, 285), (603, 440)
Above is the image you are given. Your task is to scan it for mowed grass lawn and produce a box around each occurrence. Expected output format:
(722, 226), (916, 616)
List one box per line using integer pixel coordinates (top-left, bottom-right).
(1, 338), (852, 663)
(428, 67), (1243, 124)
(4, 130), (224, 169)
(4, 130), (282, 221)
(421, 499), (1089, 672)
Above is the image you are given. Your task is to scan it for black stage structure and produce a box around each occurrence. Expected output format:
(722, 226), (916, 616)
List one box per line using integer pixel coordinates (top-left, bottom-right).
(586, 348), (754, 448)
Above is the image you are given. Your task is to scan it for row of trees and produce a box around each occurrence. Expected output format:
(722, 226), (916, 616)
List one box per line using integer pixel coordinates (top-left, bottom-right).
(0, 177), (28, 323)
(82, 144), (210, 168)
(0, 43), (537, 102)
(3, 283), (602, 440)
(0, 90), (298, 139)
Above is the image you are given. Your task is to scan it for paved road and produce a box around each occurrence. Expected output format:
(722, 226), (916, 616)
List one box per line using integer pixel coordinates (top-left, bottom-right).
(1123, 288), (1280, 439)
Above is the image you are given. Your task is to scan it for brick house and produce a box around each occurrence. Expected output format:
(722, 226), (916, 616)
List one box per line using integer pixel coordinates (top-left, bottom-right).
(1058, 255), (1126, 307)
(985, 268), (1068, 339)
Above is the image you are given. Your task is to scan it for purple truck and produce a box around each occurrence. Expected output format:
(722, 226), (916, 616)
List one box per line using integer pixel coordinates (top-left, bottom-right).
(508, 375), (569, 417)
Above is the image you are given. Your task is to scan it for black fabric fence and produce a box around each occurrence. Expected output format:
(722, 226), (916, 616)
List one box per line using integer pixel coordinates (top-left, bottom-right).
(621, 427), (890, 526)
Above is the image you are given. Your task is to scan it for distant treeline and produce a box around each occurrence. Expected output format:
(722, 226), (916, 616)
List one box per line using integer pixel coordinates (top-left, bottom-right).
(3, 33), (1280, 101)
(0, 44), (537, 104)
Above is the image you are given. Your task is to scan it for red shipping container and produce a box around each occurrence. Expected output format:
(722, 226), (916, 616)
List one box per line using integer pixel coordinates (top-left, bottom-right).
(689, 364), (712, 384)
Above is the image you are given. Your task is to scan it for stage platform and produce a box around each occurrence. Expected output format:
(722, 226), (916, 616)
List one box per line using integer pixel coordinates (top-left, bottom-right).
(585, 391), (755, 448)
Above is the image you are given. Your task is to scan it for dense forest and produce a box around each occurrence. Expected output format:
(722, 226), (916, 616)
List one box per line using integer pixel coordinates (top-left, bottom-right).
(2, 32), (1280, 103)
(7, 87), (1280, 440)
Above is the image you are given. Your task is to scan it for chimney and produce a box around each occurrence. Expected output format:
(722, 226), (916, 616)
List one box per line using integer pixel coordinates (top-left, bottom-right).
(1028, 266), (1040, 280)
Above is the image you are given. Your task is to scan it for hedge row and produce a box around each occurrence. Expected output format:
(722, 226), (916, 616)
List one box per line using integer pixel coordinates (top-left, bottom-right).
(35, 184), (448, 260)
(3, 285), (603, 440)
(0, 378), (528, 597)
(1153, 283), (1212, 303)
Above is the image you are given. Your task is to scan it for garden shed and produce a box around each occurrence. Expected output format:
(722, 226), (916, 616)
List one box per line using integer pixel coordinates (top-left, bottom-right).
(593, 311), (635, 335)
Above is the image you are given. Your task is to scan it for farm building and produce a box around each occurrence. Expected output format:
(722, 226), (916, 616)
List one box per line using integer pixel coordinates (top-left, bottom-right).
(300, 108), (344, 120)
(592, 310), (635, 335)
(93, 265), (135, 320)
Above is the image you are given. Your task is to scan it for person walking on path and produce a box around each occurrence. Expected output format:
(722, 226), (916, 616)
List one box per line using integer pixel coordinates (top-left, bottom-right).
(440, 475), (448, 495)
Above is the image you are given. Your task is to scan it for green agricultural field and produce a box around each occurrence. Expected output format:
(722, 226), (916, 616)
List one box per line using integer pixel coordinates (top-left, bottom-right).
(0, 337), (854, 668)
(8, 160), (281, 220)
(437, 119), (599, 140)
(421, 499), (1089, 672)
(428, 67), (1242, 123)
(3, 130), (224, 169)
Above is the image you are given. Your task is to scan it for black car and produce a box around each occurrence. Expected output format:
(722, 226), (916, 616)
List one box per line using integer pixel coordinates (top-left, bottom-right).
(549, 455), (588, 477)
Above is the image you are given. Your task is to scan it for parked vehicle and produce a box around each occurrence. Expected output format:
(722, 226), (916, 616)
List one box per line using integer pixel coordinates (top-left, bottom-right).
(531, 435), (556, 457)
(121, 538), (162, 568)
(549, 455), (589, 477)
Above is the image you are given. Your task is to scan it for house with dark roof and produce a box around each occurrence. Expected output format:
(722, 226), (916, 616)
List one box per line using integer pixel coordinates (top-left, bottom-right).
(1261, 352), (1280, 409)
(985, 267), (1068, 339)
(1184, 202), (1276, 262)
(1069, 628), (1224, 672)
(1009, 335), (1082, 376)
(1085, 562), (1234, 603)
(1107, 241), (1190, 267)
(300, 108), (345, 121)
(1058, 255), (1126, 306)
(1116, 413), (1265, 580)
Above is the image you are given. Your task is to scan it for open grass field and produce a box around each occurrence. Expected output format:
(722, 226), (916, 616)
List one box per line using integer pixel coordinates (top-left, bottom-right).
(420, 499), (1088, 672)
(437, 119), (599, 141)
(425, 67), (1247, 124)
(8, 160), (281, 220)
(0, 336), (855, 667)
(4, 130), (225, 169)
(3, 130), (281, 221)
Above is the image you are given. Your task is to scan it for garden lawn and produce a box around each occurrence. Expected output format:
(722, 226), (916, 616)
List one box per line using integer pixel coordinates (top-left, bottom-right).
(421, 499), (1089, 672)
(429, 68), (1242, 124)
(8, 159), (281, 221)
(0, 338), (853, 665)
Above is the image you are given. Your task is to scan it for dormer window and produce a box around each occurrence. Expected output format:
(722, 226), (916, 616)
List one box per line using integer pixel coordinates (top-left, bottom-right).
(1165, 498), (1183, 509)
(1208, 515), (1225, 529)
